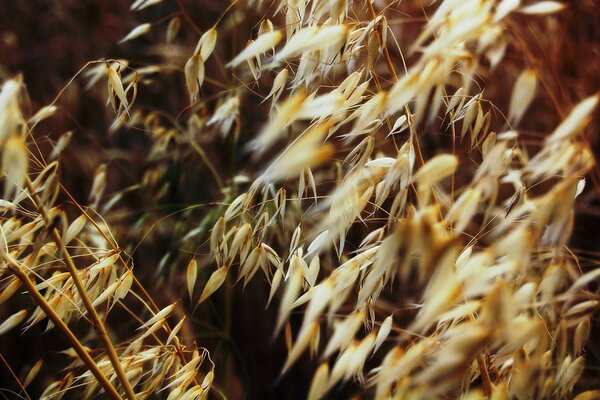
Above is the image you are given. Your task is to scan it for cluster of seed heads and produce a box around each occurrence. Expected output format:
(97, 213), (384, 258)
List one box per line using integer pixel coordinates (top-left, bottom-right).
(0, 0), (599, 398)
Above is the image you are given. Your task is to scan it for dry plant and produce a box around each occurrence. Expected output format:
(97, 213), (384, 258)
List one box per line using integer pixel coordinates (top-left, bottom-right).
(0, 77), (214, 398)
(1, 0), (600, 399)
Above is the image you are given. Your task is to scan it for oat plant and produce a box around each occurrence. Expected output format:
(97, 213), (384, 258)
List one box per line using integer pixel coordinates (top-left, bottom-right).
(1, 0), (600, 399)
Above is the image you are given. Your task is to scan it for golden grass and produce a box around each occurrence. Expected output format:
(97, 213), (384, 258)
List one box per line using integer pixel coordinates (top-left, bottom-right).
(0, 0), (599, 398)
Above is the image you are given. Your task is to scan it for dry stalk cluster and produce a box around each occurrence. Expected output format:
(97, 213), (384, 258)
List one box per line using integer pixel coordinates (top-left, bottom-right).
(1, 0), (599, 399)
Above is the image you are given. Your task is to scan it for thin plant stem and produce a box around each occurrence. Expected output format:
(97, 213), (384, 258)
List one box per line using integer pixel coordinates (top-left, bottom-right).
(2, 255), (122, 400)
(365, 0), (426, 170)
(0, 353), (31, 400)
(24, 178), (136, 400)
(59, 185), (199, 385)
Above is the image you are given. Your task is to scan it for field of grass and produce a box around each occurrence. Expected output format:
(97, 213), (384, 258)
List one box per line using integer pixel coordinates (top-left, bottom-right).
(0, 0), (599, 399)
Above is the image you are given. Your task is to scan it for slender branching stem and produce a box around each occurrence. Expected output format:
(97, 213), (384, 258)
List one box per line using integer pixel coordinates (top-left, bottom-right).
(24, 177), (136, 400)
(59, 185), (200, 385)
(3, 255), (122, 400)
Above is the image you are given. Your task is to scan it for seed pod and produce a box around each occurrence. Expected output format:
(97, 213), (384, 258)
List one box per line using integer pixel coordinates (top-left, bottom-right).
(187, 259), (198, 301)
(184, 54), (203, 102)
(509, 69), (537, 125)
(166, 17), (180, 43)
(0, 309), (28, 335)
(195, 28), (218, 60)
(197, 266), (229, 305)
(374, 315), (393, 354)
(414, 154), (458, 187)
(519, 1), (566, 15)
(307, 362), (329, 400)
(2, 135), (28, 201)
(120, 23), (151, 43)
(0, 279), (21, 305)
(23, 359), (43, 388)
(574, 319), (590, 355)
(227, 31), (283, 67)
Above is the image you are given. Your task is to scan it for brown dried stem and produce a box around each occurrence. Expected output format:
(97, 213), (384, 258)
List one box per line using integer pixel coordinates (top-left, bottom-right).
(59, 185), (200, 385)
(24, 177), (136, 400)
(3, 255), (121, 400)
(0, 352), (31, 400)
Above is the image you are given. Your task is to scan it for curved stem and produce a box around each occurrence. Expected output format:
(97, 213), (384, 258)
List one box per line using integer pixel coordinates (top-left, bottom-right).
(3, 255), (121, 400)
(60, 185), (199, 385)
(25, 178), (136, 400)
